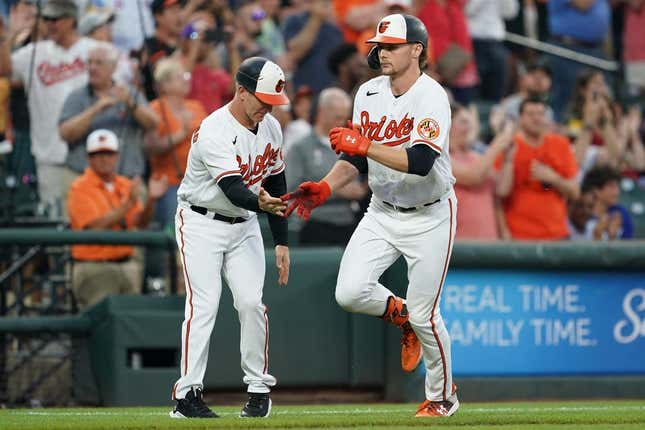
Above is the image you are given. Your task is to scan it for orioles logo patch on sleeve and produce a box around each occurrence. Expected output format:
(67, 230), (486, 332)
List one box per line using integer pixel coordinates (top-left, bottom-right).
(417, 118), (440, 140)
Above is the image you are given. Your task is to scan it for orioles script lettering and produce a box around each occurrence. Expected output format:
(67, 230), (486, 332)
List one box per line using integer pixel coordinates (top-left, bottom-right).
(360, 111), (414, 146)
(237, 143), (280, 186)
(37, 58), (87, 86)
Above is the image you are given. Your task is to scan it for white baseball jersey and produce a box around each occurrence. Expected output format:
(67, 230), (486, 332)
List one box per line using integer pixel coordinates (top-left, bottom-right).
(177, 103), (285, 218)
(353, 74), (455, 207)
(12, 38), (97, 164)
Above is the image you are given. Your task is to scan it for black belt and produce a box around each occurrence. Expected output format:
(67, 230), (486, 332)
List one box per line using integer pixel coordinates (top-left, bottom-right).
(552, 35), (601, 49)
(190, 205), (247, 224)
(382, 199), (441, 213)
(75, 256), (131, 263)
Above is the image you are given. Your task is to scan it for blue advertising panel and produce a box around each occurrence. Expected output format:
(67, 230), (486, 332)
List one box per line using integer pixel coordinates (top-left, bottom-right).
(442, 270), (645, 376)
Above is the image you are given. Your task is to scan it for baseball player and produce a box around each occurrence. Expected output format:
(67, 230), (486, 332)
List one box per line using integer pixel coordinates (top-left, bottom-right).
(170, 57), (290, 419)
(282, 14), (459, 417)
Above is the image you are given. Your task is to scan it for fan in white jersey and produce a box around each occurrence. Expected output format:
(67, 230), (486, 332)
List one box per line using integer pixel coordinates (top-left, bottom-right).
(283, 14), (459, 418)
(170, 57), (290, 419)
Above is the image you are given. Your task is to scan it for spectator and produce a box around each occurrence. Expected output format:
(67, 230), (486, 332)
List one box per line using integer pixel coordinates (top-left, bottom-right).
(232, 1), (277, 62)
(618, 105), (645, 174)
(566, 70), (623, 175)
(450, 103), (515, 240)
(58, 43), (157, 191)
(77, 1), (154, 53)
(178, 18), (235, 114)
(142, 0), (184, 100)
(582, 165), (634, 239)
(286, 87), (368, 245)
(418, 0), (479, 105)
(546, 0), (611, 121)
(146, 59), (207, 230)
(490, 61), (555, 133)
(0, 0), (97, 219)
(465, 0), (519, 102)
(282, 0), (343, 93)
(2, 0), (42, 191)
(496, 96), (580, 240)
(256, 0), (288, 61)
(78, 9), (137, 86)
(623, 0), (645, 95)
(327, 42), (370, 97)
(67, 129), (167, 309)
(283, 85), (314, 154)
(333, 0), (384, 43)
(567, 186), (596, 240)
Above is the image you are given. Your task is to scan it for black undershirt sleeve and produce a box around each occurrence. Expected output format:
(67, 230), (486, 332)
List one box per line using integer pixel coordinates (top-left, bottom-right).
(217, 175), (261, 212)
(339, 153), (368, 174)
(261, 171), (288, 246)
(406, 145), (439, 176)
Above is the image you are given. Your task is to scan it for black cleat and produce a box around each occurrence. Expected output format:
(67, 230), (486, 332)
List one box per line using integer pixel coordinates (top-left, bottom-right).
(240, 392), (272, 418)
(169, 387), (218, 418)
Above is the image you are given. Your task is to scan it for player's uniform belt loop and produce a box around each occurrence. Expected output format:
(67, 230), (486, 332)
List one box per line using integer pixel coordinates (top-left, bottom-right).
(190, 205), (247, 224)
(382, 199), (441, 213)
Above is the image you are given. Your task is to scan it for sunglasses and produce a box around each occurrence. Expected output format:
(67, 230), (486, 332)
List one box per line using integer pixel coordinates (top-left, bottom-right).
(43, 16), (68, 22)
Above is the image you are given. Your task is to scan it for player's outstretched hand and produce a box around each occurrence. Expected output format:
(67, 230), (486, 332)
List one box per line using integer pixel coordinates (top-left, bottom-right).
(329, 127), (371, 157)
(258, 187), (287, 216)
(280, 180), (331, 220)
(275, 245), (290, 286)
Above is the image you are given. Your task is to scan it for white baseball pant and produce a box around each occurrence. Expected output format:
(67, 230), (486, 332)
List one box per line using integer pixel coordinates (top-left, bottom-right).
(172, 207), (277, 400)
(335, 193), (457, 402)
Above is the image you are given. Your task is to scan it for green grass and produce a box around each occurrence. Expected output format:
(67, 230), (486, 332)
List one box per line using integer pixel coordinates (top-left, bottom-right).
(1, 400), (644, 430)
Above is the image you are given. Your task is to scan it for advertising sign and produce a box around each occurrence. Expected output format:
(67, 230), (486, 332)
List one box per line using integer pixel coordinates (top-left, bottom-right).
(442, 270), (645, 375)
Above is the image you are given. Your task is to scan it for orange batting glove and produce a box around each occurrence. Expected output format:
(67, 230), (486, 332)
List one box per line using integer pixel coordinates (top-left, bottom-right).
(280, 180), (331, 220)
(329, 127), (371, 157)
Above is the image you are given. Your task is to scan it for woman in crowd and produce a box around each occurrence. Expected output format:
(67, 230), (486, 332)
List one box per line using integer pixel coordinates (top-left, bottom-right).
(449, 103), (515, 240)
(145, 58), (207, 231)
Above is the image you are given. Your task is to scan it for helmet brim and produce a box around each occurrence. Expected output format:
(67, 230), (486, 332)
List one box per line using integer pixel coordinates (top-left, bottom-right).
(366, 35), (408, 44)
(255, 91), (290, 106)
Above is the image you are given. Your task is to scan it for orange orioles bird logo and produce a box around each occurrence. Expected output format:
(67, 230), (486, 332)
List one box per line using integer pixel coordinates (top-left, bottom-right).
(378, 21), (390, 33)
(275, 79), (285, 93)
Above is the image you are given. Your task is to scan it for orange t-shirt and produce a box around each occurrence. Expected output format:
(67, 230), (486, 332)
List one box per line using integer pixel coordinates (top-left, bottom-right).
(0, 78), (9, 134)
(334, 0), (378, 43)
(68, 168), (143, 261)
(495, 133), (578, 240)
(149, 98), (207, 186)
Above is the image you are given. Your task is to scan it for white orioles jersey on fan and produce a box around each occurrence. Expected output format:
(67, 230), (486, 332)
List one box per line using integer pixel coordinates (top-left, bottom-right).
(353, 74), (455, 207)
(177, 103), (285, 218)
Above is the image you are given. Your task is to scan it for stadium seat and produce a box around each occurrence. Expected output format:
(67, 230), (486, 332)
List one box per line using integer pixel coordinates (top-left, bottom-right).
(619, 177), (645, 238)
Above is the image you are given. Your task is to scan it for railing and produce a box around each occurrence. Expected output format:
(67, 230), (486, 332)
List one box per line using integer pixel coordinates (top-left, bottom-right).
(504, 32), (619, 72)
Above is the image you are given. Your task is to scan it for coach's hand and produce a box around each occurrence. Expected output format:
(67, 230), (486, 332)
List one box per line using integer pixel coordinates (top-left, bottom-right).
(329, 127), (371, 157)
(259, 187), (287, 216)
(275, 245), (290, 286)
(280, 180), (331, 220)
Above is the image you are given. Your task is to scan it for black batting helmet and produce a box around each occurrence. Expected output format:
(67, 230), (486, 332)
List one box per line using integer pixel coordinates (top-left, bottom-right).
(236, 57), (289, 105)
(366, 14), (428, 70)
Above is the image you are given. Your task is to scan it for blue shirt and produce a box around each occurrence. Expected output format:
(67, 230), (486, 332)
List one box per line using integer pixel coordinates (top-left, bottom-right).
(609, 204), (634, 239)
(282, 12), (343, 93)
(548, 0), (610, 44)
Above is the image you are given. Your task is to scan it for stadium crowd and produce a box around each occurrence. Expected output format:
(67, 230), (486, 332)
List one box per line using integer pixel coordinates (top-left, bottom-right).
(0, 0), (643, 257)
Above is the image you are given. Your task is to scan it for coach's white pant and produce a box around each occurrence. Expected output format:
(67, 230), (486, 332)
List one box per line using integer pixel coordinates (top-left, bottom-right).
(172, 207), (276, 400)
(335, 194), (457, 402)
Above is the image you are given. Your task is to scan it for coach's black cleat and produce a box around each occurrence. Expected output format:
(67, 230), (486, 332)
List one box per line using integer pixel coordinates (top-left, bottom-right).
(240, 392), (272, 418)
(169, 387), (219, 418)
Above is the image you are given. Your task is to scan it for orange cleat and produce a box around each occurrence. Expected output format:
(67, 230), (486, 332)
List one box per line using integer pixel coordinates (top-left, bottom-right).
(401, 322), (422, 372)
(415, 384), (459, 417)
(381, 297), (422, 372)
